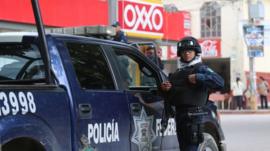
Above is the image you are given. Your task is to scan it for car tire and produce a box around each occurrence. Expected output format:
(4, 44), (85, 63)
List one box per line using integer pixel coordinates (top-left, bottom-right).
(198, 133), (219, 151)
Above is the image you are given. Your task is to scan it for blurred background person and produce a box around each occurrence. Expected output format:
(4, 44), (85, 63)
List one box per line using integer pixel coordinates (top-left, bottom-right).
(111, 21), (128, 43)
(231, 77), (245, 110)
(144, 45), (164, 70)
(258, 76), (269, 109)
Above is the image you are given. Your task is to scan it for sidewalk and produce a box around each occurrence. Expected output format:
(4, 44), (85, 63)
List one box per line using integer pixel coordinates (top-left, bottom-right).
(219, 109), (270, 114)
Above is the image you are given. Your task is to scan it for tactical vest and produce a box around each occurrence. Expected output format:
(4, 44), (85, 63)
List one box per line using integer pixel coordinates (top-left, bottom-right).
(168, 63), (208, 106)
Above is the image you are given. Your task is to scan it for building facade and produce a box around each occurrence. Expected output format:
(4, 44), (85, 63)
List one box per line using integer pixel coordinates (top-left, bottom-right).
(164, 0), (270, 91)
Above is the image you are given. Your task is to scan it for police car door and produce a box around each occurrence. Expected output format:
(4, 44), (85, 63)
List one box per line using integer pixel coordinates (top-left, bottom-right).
(109, 46), (178, 151)
(63, 41), (131, 151)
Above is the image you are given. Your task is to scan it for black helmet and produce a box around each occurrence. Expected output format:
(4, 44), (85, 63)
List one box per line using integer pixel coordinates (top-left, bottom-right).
(177, 36), (201, 56)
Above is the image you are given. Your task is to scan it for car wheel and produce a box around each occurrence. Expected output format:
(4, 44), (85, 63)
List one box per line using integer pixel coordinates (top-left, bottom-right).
(198, 133), (219, 151)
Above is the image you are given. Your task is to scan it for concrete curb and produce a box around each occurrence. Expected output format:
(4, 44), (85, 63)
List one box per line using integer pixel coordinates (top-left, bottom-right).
(219, 109), (270, 114)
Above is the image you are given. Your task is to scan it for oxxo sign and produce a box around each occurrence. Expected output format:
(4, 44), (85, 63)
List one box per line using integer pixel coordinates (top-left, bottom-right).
(118, 0), (164, 39)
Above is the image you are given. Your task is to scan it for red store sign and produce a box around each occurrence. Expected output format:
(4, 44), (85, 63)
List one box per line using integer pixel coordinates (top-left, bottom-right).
(0, 0), (109, 27)
(118, 0), (164, 39)
(199, 39), (221, 58)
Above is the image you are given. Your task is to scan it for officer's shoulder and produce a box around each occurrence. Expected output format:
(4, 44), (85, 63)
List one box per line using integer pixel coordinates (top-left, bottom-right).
(197, 64), (214, 72)
(194, 63), (206, 70)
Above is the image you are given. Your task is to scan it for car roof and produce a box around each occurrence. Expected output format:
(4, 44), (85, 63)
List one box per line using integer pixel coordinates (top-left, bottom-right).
(0, 31), (135, 49)
(50, 32), (130, 46)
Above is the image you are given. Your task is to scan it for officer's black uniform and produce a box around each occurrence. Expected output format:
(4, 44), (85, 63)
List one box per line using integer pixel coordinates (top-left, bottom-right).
(113, 30), (128, 43)
(164, 37), (224, 151)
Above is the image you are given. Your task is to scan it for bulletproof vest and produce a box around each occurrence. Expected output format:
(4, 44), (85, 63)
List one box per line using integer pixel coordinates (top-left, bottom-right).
(168, 63), (208, 106)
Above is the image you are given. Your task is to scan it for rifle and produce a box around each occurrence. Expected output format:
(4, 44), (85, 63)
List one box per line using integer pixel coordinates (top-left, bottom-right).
(159, 90), (174, 150)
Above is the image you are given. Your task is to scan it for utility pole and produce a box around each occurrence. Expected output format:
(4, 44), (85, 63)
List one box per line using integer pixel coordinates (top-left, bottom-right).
(246, 0), (264, 110)
(248, 48), (257, 110)
(248, 0), (257, 110)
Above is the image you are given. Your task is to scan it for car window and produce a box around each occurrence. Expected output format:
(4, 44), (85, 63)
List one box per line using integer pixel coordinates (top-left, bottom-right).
(112, 47), (158, 89)
(66, 42), (115, 90)
(0, 43), (45, 82)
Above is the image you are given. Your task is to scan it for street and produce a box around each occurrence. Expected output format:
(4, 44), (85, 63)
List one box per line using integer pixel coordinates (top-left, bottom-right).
(220, 113), (270, 151)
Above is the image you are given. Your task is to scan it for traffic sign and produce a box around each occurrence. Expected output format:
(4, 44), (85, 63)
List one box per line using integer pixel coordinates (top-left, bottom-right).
(243, 25), (264, 57)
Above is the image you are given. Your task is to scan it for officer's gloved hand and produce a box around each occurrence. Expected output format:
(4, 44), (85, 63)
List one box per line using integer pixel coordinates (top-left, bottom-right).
(188, 74), (197, 84)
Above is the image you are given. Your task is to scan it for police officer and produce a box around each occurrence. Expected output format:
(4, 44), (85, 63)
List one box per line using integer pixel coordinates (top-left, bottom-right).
(112, 21), (128, 43)
(160, 36), (224, 151)
(145, 45), (164, 70)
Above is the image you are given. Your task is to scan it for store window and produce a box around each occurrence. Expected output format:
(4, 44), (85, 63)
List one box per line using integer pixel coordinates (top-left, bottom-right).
(200, 2), (221, 38)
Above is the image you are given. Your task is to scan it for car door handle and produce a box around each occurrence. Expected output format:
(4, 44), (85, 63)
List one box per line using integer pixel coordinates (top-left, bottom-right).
(79, 104), (92, 119)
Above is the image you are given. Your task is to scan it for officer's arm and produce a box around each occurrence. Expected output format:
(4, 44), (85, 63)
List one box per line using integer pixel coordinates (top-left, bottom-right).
(195, 66), (224, 90)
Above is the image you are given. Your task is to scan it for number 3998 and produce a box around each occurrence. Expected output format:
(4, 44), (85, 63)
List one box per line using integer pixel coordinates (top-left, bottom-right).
(0, 92), (36, 116)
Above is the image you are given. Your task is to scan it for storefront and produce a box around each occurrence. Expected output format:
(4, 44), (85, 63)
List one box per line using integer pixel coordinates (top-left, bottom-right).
(0, 0), (228, 83)
(0, 0), (190, 69)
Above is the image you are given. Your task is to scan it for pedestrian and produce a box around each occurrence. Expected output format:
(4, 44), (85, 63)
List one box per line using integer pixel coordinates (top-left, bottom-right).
(144, 45), (164, 70)
(243, 85), (251, 109)
(231, 77), (245, 110)
(257, 76), (269, 109)
(160, 36), (224, 151)
(111, 21), (128, 43)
